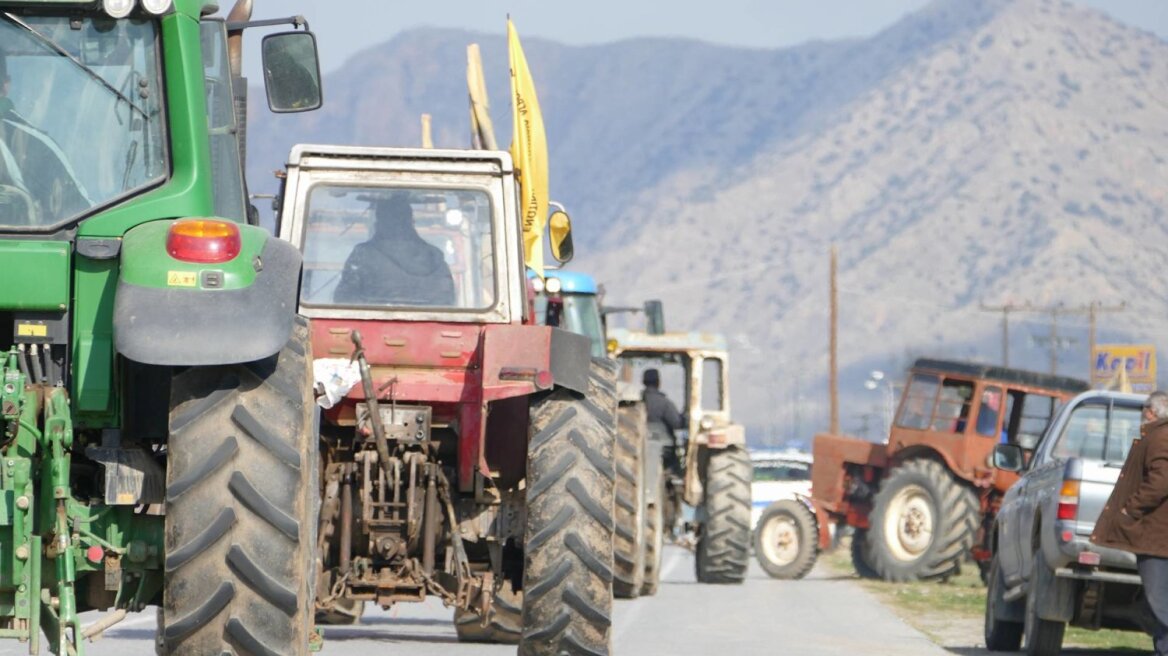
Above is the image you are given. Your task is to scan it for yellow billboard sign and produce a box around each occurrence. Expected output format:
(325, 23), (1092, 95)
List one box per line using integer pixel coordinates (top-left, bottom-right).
(1092, 344), (1157, 392)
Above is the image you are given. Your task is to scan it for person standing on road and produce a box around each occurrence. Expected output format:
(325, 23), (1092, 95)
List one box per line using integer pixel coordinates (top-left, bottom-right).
(643, 368), (684, 476)
(1092, 390), (1168, 655)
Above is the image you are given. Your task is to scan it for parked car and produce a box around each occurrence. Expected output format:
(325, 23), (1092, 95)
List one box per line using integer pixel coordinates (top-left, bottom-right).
(985, 390), (1151, 655)
(751, 449), (813, 528)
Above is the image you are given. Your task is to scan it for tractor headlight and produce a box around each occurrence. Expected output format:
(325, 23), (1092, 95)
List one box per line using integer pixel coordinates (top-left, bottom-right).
(530, 277), (545, 293)
(545, 277), (562, 294)
(141, 0), (173, 14)
(103, 0), (135, 18)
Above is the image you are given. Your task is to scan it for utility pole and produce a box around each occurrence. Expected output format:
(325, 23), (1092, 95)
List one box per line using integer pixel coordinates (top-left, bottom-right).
(829, 246), (839, 434)
(980, 301), (1032, 366)
(1086, 301), (1127, 372)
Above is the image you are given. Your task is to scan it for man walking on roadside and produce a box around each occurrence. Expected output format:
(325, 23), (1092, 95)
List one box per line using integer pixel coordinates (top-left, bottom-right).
(1092, 390), (1168, 655)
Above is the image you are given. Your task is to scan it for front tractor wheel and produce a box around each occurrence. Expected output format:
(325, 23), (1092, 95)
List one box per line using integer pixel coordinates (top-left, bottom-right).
(754, 499), (818, 580)
(866, 459), (979, 582)
(162, 317), (318, 656)
(520, 379), (616, 655)
(695, 446), (752, 584)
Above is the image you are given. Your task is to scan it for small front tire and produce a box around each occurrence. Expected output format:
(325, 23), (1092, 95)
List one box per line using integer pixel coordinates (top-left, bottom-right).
(754, 499), (817, 580)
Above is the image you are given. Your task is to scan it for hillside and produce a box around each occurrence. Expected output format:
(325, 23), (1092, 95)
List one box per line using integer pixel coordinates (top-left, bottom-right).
(246, 0), (1168, 441)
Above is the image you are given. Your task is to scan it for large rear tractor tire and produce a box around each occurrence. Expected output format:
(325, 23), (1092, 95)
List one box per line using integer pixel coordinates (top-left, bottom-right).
(866, 458), (979, 582)
(754, 499), (817, 580)
(613, 403), (647, 599)
(162, 316), (317, 656)
(520, 371), (616, 655)
(695, 446), (752, 584)
(454, 585), (522, 644)
(641, 438), (666, 596)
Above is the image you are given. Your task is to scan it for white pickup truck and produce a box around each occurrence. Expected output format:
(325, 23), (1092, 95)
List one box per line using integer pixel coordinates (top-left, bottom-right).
(984, 390), (1153, 655)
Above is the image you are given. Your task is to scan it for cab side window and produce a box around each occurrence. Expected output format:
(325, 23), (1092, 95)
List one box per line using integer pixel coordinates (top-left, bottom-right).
(896, 374), (939, 430)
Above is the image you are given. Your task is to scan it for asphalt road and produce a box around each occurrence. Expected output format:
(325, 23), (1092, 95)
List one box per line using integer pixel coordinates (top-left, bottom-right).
(3, 544), (947, 656)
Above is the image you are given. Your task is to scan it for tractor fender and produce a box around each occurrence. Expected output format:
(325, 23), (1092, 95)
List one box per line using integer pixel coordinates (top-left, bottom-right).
(889, 444), (960, 477)
(481, 325), (592, 397)
(549, 326), (591, 395)
(795, 493), (834, 551)
(113, 221), (302, 366)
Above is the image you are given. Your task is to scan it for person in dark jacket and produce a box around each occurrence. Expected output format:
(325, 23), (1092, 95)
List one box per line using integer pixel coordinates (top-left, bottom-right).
(333, 194), (455, 307)
(1092, 390), (1168, 655)
(643, 368), (685, 476)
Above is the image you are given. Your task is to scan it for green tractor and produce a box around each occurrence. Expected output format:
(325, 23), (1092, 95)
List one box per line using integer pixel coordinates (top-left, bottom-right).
(0, 1), (323, 653)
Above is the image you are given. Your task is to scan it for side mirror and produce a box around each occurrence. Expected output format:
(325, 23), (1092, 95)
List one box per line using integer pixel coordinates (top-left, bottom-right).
(548, 210), (573, 264)
(644, 300), (665, 335)
(993, 444), (1026, 472)
(262, 31), (323, 113)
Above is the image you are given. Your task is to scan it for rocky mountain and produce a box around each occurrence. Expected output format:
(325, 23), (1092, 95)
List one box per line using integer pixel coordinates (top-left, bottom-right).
(246, 0), (1168, 443)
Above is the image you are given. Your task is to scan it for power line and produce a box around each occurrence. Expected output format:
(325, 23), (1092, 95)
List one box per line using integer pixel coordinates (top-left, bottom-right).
(982, 301), (1126, 374)
(979, 301), (1031, 367)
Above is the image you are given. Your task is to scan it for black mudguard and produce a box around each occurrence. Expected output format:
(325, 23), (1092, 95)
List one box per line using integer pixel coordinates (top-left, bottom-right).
(549, 326), (592, 395)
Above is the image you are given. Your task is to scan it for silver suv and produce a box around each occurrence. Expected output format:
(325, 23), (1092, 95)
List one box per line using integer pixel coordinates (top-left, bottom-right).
(984, 390), (1152, 655)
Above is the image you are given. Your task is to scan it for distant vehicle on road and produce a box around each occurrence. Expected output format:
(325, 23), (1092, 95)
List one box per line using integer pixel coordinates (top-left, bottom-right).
(985, 390), (1150, 655)
(751, 450), (820, 580)
(750, 450), (812, 528)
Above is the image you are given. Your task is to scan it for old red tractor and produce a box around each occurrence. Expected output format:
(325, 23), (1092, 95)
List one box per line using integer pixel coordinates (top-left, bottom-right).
(277, 145), (617, 654)
(755, 358), (1086, 583)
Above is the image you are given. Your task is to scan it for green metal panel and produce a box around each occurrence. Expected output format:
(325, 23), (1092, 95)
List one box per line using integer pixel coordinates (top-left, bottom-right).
(72, 257), (117, 418)
(0, 242), (69, 311)
(119, 220), (264, 291)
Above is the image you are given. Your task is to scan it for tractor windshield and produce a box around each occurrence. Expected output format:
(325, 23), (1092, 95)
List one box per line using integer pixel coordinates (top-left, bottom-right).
(0, 13), (165, 230)
(299, 184), (497, 311)
(534, 292), (605, 358)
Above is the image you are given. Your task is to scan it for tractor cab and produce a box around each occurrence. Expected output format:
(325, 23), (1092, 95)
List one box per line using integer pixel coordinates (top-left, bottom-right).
(530, 270), (606, 357)
(868, 358), (1087, 491)
(284, 146), (519, 324)
(607, 329), (743, 501)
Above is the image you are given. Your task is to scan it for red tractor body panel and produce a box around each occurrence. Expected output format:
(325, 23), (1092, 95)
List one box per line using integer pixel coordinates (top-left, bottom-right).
(311, 319), (563, 491)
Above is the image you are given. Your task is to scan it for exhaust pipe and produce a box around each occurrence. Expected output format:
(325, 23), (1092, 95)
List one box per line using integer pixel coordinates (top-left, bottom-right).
(226, 0), (253, 78)
(226, 0), (253, 204)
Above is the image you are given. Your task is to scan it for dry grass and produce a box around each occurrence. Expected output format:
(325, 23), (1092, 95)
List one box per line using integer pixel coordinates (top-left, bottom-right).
(822, 538), (1152, 652)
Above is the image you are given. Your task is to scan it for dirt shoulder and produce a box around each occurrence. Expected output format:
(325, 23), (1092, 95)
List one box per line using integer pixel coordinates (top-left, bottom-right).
(820, 540), (1152, 655)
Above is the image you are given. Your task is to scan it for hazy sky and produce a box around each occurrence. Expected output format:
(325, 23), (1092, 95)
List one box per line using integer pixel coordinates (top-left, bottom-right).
(241, 0), (1168, 78)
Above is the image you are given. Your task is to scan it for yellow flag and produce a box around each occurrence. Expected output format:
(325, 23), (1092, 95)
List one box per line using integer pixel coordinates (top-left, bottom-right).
(508, 19), (548, 276)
